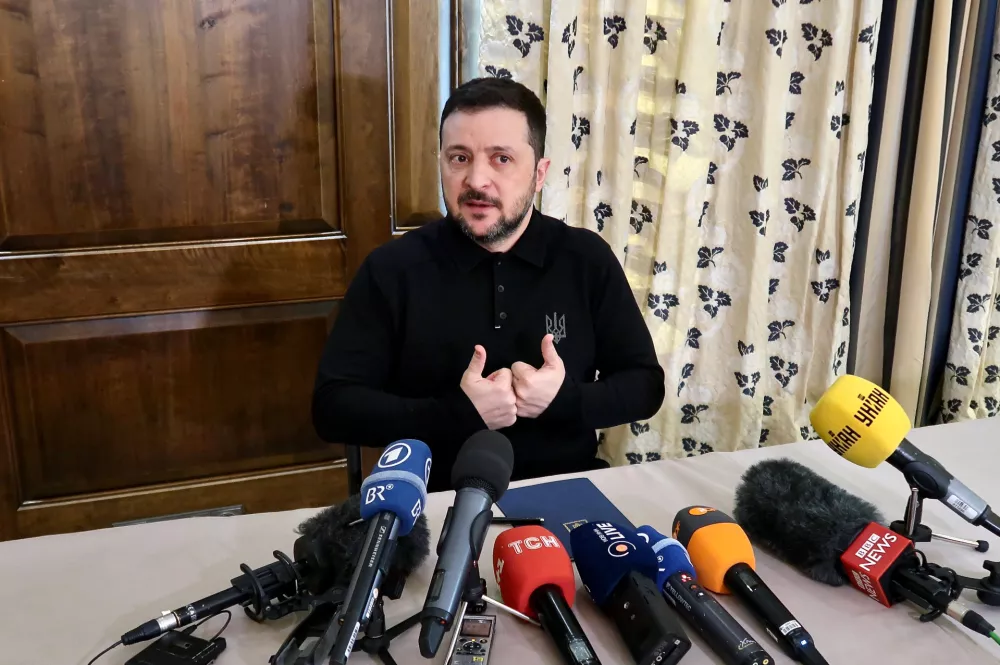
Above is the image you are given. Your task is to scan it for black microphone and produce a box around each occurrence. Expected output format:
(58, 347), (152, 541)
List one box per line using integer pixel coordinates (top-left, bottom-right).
(733, 458), (997, 639)
(120, 493), (431, 646)
(419, 430), (515, 658)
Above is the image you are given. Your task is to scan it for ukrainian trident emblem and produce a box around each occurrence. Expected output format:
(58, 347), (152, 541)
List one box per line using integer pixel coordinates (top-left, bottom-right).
(545, 312), (566, 344)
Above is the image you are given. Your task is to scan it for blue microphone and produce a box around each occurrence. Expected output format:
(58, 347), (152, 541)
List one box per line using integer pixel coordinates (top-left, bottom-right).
(325, 439), (432, 664)
(638, 525), (773, 665)
(570, 522), (690, 665)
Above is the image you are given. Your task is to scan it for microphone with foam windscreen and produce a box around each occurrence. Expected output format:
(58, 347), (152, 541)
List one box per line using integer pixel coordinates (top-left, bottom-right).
(419, 430), (514, 657)
(672, 506), (826, 664)
(120, 492), (431, 648)
(637, 525), (773, 665)
(810, 374), (1000, 539)
(493, 525), (601, 665)
(733, 457), (998, 641)
(570, 521), (691, 665)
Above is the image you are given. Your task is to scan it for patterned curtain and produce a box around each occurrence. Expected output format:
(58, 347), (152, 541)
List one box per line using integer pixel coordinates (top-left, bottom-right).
(940, 17), (1000, 424)
(475, 0), (881, 464)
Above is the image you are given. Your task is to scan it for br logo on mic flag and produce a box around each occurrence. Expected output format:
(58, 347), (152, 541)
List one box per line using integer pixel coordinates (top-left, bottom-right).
(361, 439), (431, 535)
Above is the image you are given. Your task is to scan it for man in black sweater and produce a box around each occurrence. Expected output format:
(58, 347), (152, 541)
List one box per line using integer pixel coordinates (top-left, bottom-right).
(312, 78), (664, 492)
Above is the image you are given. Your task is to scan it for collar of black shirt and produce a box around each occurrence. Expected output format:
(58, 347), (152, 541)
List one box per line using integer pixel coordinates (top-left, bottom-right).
(442, 207), (551, 272)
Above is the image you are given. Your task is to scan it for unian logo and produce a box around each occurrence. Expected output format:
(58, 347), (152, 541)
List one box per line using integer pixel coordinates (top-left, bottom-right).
(853, 387), (889, 427)
(593, 522), (636, 558)
(378, 442), (412, 468)
(546, 312), (566, 343)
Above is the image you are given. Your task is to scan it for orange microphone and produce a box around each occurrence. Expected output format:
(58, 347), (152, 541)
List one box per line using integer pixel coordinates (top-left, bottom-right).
(672, 507), (827, 665)
(493, 525), (601, 664)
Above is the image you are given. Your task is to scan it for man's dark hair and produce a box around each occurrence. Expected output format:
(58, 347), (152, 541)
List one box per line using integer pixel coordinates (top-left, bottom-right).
(439, 77), (547, 161)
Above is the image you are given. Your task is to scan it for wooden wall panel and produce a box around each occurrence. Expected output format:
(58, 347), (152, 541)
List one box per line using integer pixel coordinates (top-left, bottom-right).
(0, 0), (339, 250)
(3, 302), (340, 500)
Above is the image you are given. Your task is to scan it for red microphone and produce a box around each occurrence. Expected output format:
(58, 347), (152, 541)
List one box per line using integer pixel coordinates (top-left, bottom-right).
(493, 526), (602, 665)
(839, 522), (914, 607)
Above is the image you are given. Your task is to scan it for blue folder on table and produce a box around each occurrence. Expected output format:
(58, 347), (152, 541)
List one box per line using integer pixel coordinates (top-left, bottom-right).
(496, 477), (635, 558)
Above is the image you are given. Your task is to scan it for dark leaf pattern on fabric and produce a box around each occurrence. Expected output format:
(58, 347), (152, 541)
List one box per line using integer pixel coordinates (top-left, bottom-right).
(750, 209), (770, 236)
(830, 113), (850, 139)
(653, 260), (667, 274)
(811, 278), (840, 303)
(770, 355), (800, 389)
(968, 293), (990, 313)
(717, 71), (742, 95)
(782, 157), (811, 180)
(987, 397), (1000, 417)
(770, 279), (780, 299)
(859, 24), (876, 55)
(754, 175), (768, 191)
(801, 22), (833, 60)
(801, 424), (818, 440)
(789, 71), (805, 94)
(786, 112), (795, 129)
(485, 65), (513, 79)
(766, 28), (788, 57)
(846, 200), (856, 216)
(969, 328), (984, 355)
(738, 340), (755, 356)
(698, 285), (732, 318)
(682, 438), (714, 456)
(707, 162), (718, 184)
(505, 15), (544, 57)
(763, 395), (774, 417)
(718, 21), (725, 47)
(626, 452), (642, 465)
(644, 16), (667, 54)
(815, 248), (831, 264)
(571, 114), (591, 149)
(833, 341), (846, 374)
(677, 362), (695, 396)
(634, 156), (648, 177)
(603, 15), (627, 48)
(735, 371), (762, 397)
(630, 421), (650, 436)
(773, 242), (788, 263)
(681, 404), (710, 424)
(573, 66), (584, 91)
(992, 140), (1000, 162)
(647, 293), (679, 321)
(593, 201), (612, 232)
(760, 429), (770, 444)
(858, 150), (867, 171)
(768, 320), (795, 341)
(959, 253), (982, 280)
(987, 366), (1000, 384)
(597, 170), (603, 186)
(561, 17), (578, 57)
(699, 200), (710, 227)
(784, 197), (816, 232)
(843, 307), (850, 326)
(686, 327), (702, 349)
(969, 215), (993, 239)
(835, 80), (845, 94)
(697, 246), (724, 268)
(990, 326), (1000, 346)
(630, 118), (636, 135)
(714, 114), (749, 151)
(986, 96), (1000, 126)
(670, 119), (700, 151)
(946, 362), (972, 386)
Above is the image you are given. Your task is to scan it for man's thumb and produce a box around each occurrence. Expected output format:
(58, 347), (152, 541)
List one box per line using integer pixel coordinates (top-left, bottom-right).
(541, 334), (561, 366)
(467, 345), (487, 376)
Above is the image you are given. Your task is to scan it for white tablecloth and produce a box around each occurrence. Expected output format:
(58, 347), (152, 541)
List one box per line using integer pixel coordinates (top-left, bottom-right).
(4, 418), (1000, 665)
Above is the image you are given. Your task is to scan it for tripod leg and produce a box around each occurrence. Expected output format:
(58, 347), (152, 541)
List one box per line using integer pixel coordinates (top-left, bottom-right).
(383, 612), (422, 640)
(377, 649), (399, 665)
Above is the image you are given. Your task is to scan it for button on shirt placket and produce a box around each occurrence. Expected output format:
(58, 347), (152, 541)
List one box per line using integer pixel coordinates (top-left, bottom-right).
(494, 258), (506, 329)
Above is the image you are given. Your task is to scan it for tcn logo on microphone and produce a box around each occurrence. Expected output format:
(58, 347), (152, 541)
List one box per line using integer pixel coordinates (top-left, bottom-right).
(592, 522), (637, 558)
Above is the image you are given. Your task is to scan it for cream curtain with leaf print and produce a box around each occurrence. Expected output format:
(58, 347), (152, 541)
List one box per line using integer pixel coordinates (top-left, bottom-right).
(474, 0), (882, 464)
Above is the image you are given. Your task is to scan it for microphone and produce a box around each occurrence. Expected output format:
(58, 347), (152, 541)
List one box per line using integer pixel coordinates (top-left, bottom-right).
(810, 374), (1000, 538)
(323, 438), (432, 664)
(120, 492), (430, 646)
(636, 526), (774, 665)
(733, 458), (997, 639)
(493, 525), (602, 665)
(570, 521), (692, 665)
(672, 506), (826, 665)
(419, 430), (514, 657)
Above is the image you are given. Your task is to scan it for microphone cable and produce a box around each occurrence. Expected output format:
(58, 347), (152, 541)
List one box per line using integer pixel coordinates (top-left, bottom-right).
(85, 610), (232, 665)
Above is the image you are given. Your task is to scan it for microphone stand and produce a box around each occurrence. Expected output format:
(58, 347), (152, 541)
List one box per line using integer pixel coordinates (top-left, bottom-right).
(889, 487), (1000, 608)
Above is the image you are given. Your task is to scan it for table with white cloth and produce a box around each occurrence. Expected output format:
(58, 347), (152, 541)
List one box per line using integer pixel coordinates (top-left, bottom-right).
(4, 418), (1000, 665)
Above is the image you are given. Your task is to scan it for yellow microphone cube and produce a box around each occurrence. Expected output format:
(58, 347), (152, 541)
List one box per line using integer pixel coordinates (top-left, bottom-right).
(809, 375), (912, 468)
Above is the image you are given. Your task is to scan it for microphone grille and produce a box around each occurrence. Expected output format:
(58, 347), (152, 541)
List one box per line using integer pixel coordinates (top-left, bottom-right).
(451, 431), (515, 499)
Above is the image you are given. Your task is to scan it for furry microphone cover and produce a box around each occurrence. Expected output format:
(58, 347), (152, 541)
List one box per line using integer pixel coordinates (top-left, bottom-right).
(295, 493), (432, 591)
(732, 458), (885, 586)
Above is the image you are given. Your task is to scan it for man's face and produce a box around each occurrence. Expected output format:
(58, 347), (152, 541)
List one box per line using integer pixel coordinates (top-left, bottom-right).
(440, 107), (550, 246)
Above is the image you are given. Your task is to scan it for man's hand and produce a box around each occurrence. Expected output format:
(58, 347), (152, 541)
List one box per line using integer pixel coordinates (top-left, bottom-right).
(460, 345), (517, 430)
(511, 334), (565, 418)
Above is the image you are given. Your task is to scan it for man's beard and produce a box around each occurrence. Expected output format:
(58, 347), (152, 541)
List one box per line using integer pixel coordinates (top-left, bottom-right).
(449, 176), (536, 246)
